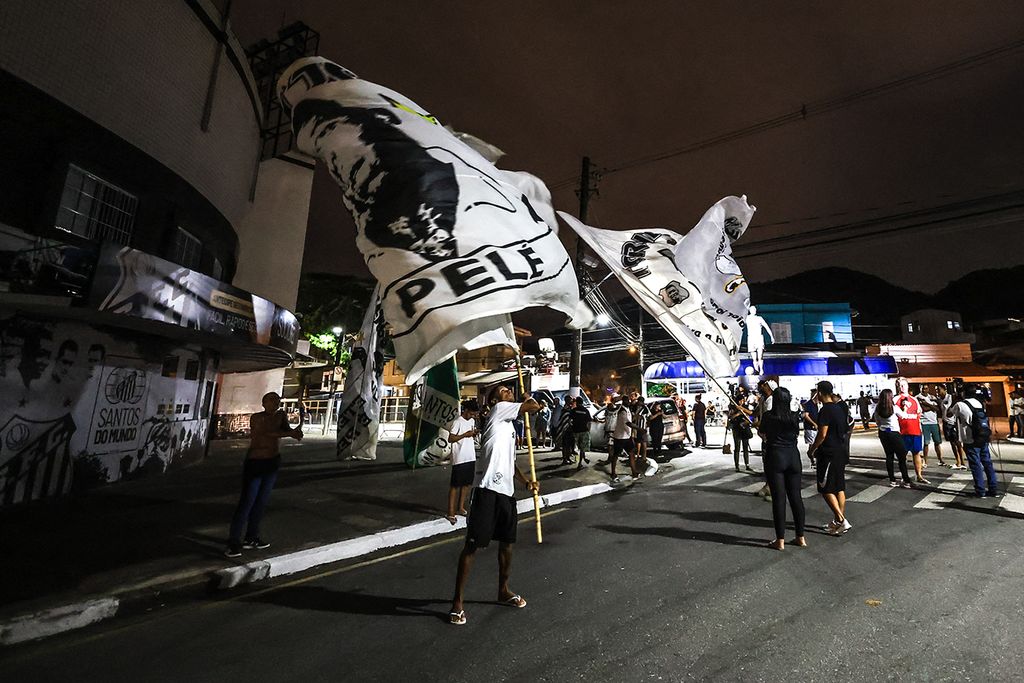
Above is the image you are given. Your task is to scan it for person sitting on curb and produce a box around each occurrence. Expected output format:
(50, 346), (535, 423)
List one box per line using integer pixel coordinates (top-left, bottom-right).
(449, 386), (540, 626)
(225, 392), (303, 558)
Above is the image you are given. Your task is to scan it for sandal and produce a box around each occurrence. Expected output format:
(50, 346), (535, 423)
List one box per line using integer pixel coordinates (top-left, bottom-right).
(501, 594), (527, 608)
(449, 610), (467, 625)
(445, 515), (458, 525)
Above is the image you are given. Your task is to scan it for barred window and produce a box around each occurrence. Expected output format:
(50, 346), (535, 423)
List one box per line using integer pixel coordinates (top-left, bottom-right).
(173, 228), (202, 270)
(55, 165), (136, 245)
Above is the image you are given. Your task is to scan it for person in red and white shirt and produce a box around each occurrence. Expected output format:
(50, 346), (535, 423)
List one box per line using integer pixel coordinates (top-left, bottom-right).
(895, 377), (929, 484)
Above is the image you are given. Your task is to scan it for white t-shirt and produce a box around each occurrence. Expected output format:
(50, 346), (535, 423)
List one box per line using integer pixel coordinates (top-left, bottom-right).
(916, 394), (938, 425)
(449, 416), (476, 465)
(1012, 397), (1024, 416)
(612, 407), (633, 440)
(474, 401), (520, 497)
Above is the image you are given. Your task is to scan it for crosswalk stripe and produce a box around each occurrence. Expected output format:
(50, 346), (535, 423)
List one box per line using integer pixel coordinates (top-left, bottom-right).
(663, 465), (711, 482)
(694, 471), (750, 488)
(801, 484), (819, 498)
(999, 493), (1024, 515)
(914, 481), (973, 509)
(663, 467), (714, 486)
(737, 480), (768, 493)
(1011, 476), (1024, 485)
(848, 484), (896, 504)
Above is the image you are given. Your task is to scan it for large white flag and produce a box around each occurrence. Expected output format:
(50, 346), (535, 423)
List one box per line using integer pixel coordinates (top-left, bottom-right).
(336, 286), (386, 461)
(559, 204), (750, 379)
(279, 57), (582, 384)
(673, 196), (756, 351)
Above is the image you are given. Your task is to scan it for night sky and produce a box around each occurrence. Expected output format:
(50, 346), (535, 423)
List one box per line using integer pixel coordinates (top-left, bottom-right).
(233, 2), (1024, 295)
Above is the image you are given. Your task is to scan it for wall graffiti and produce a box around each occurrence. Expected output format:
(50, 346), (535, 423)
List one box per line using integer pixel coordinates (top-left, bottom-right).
(0, 312), (215, 506)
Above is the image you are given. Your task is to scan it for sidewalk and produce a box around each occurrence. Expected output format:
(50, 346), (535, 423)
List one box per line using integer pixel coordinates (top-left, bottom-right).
(0, 435), (610, 627)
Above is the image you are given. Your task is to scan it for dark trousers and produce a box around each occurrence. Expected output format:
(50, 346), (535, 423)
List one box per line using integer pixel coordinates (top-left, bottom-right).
(649, 421), (664, 452)
(694, 420), (707, 446)
(879, 430), (910, 482)
(229, 457), (280, 544)
(764, 446), (806, 539)
(732, 427), (750, 467)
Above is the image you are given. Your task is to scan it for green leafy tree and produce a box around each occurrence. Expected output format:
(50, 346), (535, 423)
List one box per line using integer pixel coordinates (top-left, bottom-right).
(296, 273), (375, 360)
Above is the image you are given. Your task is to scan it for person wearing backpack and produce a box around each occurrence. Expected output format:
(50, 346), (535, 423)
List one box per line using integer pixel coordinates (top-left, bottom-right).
(952, 383), (999, 498)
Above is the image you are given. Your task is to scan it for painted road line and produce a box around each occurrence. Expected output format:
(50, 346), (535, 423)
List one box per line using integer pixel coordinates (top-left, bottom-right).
(1011, 476), (1024, 485)
(693, 471), (749, 488)
(801, 484), (819, 499)
(999, 493), (1024, 515)
(914, 481), (973, 509)
(737, 480), (769, 493)
(663, 465), (712, 482)
(848, 484), (896, 504)
(663, 467), (718, 486)
(0, 598), (119, 647)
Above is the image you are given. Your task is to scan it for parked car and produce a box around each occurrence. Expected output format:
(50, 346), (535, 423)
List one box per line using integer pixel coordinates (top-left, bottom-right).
(588, 397), (687, 453)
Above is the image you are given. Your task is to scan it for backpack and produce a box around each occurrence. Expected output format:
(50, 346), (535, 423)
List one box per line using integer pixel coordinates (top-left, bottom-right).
(963, 399), (991, 445)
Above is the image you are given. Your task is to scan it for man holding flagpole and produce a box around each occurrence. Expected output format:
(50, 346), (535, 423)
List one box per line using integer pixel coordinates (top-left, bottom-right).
(450, 385), (540, 626)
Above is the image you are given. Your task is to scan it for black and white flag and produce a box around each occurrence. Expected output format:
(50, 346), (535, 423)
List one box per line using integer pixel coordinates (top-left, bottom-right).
(559, 195), (756, 379)
(279, 57), (583, 383)
(336, 286), (386, 461)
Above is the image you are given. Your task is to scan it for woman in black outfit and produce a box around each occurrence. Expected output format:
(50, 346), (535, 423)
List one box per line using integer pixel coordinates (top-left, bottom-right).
(758, 386), (807, 551)
(728, 388), (753, 471)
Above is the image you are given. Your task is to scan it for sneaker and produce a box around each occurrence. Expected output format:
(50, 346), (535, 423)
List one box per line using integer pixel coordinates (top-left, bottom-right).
(242, 538), (271, 550)
(822, 520), (840, 532)
(224, 544), (242, 558)
(745, 466), (755, 473)
(987, 491), (1003, 498)
(828, 519), (852, 536)
(900, 480), (914, 489)
(889, 480), (900, 487)
(839, 519), (852, 533)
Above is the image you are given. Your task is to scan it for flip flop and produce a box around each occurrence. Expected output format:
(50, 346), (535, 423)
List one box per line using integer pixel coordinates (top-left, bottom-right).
(501, 594), (527, 608)
(445, 515), (457, 525)
(449, 610), (467, 625)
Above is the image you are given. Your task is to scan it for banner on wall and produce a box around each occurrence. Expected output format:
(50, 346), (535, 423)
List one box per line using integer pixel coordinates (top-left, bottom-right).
(336, 287), (386, 461)
(560, 205), (748, 379)
(89, 244), (299, 355)
(278, 57), (585, 384)
(87, 364), (150, 455)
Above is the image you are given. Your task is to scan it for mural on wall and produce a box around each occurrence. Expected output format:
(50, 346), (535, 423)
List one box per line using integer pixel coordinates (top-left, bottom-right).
(0, 313), (215, 506)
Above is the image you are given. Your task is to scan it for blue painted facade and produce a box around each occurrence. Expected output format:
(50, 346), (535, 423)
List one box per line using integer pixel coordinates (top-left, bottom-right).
(746, 303), (854, 345)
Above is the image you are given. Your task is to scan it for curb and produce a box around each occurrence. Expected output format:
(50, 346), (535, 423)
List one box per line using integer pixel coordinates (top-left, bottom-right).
(1, 481), (614, 646)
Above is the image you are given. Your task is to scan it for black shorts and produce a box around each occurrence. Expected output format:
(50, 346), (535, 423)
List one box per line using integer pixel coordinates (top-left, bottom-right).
(613, 438), (635, 455)
(466, 487), (517, 548)
(942, 423), (960, 443)
(816, 457), (846, 495)
(450, 461), (475, 487)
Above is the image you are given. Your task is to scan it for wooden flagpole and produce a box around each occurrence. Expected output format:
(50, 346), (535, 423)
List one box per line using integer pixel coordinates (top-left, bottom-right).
(514, 355), (543, 544)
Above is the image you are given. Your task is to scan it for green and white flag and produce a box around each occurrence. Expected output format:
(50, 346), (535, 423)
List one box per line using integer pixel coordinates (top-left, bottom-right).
(403, 357), (460, 468)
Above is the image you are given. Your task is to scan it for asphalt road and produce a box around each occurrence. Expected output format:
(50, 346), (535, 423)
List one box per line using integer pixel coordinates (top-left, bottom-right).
(6, 439), (1024, 682)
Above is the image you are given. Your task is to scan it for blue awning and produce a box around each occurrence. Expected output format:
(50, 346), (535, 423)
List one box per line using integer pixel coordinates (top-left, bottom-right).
(644, 356), (899, 380)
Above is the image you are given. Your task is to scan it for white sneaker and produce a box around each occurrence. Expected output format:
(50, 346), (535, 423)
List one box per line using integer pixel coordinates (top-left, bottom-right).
(889, 480), (900, 487)
(822, 520), (840, 532)
(829, 519), (852, 535)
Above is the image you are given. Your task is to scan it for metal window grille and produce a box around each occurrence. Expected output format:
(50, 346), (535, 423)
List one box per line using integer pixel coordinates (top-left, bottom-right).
(55, 165), (136, 245)
(174, 228), (202, 270)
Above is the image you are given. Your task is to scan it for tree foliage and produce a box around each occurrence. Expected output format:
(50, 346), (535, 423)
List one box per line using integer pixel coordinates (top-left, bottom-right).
(296, 273), (375, 356)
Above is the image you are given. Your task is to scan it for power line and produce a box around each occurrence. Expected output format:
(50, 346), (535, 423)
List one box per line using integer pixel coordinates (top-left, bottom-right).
(548, 37), (1024, 191)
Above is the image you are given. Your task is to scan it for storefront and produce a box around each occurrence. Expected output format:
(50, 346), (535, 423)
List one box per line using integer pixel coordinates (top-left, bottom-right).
(0, 235), (297, 506)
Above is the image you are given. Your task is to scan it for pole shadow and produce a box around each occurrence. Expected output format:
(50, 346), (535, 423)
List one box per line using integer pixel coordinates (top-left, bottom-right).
(591, 523), (767, 548)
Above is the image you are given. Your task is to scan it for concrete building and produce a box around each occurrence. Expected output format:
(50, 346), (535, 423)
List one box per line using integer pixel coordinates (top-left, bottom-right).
(901, 308), (976, 344)
(0, 1), (304, 504)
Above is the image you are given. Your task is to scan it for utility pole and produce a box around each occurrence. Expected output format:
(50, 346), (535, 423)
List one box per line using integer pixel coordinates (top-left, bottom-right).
(570, 156), (597, 399)
(638, 307), (645, 395)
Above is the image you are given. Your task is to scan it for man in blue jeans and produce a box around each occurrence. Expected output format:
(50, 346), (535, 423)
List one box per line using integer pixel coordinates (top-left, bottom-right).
(952, 384), (999, 498)
(225, 392), (303, 557)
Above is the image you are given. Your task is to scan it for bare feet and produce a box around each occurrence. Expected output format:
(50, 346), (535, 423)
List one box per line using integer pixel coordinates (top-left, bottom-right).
(445, 515), (457, 525)
(767, 539), (785, 551)
(792, 537), (808, 547)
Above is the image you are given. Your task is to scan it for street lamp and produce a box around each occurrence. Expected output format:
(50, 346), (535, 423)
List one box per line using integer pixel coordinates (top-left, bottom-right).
(323, 326), (344, 435)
